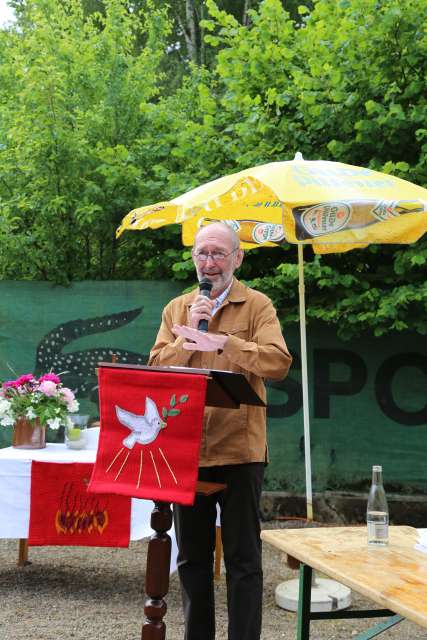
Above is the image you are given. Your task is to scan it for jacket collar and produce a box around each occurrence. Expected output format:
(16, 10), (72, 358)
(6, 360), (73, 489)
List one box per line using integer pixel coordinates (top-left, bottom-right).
(227, 277), (247, 303)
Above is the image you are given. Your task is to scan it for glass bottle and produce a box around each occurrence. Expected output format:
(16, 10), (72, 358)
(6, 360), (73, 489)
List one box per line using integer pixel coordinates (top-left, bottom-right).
(367, 465), (389, 546)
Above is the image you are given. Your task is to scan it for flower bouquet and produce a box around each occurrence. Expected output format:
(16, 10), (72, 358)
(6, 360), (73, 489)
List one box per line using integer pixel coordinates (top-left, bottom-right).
(0, 373), (79, 449)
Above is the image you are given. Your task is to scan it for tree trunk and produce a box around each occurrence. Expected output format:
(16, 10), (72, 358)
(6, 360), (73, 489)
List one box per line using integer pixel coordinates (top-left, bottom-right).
(243, 0), (251, 25)
(199, 2), (205, 66)
(185, 0), (198, 63)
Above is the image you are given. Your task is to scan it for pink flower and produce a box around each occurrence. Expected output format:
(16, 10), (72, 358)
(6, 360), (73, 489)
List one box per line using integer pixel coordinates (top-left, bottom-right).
(39, 380), (57, 396)
(15, 374), (35, 386)
(3, 380), (20, 389)
(60, 387), (75, 404)
(39, 373), (61, 385)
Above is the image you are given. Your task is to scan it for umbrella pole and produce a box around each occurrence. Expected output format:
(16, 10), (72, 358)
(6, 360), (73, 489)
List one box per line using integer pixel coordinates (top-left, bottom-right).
(275, 249), (349, 611)
(298, 244), (313, 521)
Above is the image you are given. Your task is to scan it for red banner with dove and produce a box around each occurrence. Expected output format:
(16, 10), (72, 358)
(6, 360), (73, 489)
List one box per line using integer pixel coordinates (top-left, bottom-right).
(88, 367), (207, 506)
(28, 461), (131, 547)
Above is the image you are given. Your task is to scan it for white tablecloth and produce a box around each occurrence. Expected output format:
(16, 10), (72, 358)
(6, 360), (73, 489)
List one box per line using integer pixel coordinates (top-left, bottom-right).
(0, 444), (177, 559)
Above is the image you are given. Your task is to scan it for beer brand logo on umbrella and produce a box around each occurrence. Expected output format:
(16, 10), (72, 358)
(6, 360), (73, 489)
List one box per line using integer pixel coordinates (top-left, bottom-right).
(371, 200), (425, 222)
(300, 202), (351, 236)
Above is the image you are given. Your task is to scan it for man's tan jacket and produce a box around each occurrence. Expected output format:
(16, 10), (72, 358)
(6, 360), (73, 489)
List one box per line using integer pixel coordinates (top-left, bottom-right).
(148, 278), (292, 466)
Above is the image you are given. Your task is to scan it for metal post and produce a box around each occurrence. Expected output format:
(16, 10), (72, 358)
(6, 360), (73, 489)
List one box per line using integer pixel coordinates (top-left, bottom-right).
(296, 564), (312, 640)
(298, 244), (313, 521)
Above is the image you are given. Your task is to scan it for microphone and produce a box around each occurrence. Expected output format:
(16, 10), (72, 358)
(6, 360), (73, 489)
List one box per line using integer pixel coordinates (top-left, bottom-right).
(198, 277), (213, 332)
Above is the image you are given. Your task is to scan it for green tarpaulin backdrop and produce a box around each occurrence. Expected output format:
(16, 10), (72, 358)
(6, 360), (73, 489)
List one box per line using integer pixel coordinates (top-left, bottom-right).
(0, 281), (425, 494)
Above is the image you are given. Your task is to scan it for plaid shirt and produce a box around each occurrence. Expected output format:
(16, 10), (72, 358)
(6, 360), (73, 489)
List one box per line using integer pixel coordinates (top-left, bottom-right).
(211, 282), (232, 316)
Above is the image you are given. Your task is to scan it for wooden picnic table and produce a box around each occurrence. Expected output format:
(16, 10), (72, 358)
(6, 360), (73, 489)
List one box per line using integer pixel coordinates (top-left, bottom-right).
(261, 525), (427, 640)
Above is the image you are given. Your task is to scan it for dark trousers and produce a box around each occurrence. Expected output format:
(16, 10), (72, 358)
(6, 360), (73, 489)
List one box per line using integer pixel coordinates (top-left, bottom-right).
(173, 463), (265, 640)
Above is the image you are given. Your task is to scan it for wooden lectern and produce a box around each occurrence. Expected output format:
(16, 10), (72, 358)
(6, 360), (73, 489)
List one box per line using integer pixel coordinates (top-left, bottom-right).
(98, 362), (265, 640)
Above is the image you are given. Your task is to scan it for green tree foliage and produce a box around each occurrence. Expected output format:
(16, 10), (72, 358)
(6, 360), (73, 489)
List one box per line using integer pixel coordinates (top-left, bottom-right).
(78, 1), (313, 71)
(0, 0), (425, 337)
(0, 0), (172, 283)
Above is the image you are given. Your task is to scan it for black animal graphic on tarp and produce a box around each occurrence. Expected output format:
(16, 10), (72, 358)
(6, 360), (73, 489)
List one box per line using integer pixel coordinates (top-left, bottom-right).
(35, 307), (147, 405)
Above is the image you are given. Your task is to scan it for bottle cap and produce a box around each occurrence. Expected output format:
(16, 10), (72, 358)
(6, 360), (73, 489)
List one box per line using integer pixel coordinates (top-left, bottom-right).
(372, 465), (382, 472)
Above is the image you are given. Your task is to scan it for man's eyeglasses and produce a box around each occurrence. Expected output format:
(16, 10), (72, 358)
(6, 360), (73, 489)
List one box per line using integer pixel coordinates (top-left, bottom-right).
(192, 248), (238, 263)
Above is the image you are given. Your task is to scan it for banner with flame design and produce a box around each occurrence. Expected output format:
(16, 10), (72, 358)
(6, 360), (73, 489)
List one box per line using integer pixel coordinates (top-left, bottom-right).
(89, 367), (207, 505)
(28, 461), (131, 547)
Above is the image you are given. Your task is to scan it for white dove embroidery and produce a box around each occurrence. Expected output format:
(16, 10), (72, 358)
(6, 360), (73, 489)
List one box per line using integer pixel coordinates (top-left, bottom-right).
(115, 397), (167, 449)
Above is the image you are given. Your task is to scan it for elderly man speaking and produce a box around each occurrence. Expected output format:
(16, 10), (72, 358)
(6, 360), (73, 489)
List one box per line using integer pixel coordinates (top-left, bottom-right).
(149, 222), (292, 640)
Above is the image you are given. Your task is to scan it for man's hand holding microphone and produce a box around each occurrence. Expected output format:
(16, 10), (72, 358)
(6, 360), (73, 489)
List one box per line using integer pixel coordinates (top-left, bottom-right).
(172, 278), (228, 352)
(190, 278), (214, 331)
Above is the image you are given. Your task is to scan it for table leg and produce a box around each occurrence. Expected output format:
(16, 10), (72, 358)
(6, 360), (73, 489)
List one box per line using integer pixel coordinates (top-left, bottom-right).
(214, 526), (222, 581)
(141, 501), (172, 640)
(353, 615), (403, 639)
(295, 563), (403, 640)
(297, 564), (312, 640)
(18, 539), (30, 567)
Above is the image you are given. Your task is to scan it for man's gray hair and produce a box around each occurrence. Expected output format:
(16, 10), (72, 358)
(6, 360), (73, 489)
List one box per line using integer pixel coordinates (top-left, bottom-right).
(194, 221), (241, 250)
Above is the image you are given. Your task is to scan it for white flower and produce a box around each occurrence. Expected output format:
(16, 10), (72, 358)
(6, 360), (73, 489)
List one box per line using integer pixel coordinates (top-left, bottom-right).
(26, 407), (37, 420)
(0, 399), (12, 416)
(47, 417), (62, 430)
(0, 416), (14, 426)
(67, 399), (79, 413)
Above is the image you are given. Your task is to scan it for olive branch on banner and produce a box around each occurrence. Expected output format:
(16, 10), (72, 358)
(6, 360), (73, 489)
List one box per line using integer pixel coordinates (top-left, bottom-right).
(160, 394), (189, 427)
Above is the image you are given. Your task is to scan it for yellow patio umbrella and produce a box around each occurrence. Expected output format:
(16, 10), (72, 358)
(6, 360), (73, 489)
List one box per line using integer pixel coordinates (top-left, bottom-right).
(118, 152), (427, 251)
(117, 153), (427, 520)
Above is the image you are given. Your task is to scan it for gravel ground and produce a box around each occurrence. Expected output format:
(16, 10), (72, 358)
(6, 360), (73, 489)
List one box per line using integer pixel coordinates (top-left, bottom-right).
(1, 522), (426, 640)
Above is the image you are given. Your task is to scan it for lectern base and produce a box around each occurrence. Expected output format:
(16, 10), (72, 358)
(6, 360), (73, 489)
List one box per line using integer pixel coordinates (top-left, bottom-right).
(141, 481), (226, 639)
